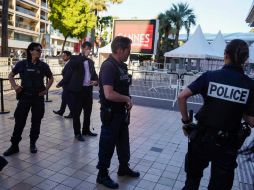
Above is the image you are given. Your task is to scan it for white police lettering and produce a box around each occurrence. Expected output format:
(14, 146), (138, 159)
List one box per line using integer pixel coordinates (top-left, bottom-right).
(207, 82), (249, 104)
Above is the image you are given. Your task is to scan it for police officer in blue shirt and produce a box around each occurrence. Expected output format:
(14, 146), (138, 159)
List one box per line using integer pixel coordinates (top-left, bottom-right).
(96, 36), (140, 189)
(178, 39), (254, 190)
(3, 42), (54, 156)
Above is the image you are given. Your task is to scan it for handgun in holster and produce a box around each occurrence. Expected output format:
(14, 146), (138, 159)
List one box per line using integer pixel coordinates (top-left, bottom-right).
(101, 107), (112, 125)
(124, 109), (130, 125)
(183, 110), (199, 141)
(236, 122), (251, 150)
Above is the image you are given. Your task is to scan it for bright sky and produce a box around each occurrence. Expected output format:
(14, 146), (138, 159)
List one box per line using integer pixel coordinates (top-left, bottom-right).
(103, 0), (253, 34)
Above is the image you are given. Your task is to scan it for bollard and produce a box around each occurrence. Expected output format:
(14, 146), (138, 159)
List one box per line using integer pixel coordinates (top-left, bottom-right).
(0, 78), (10, 114)
(45, 77), (52, 102)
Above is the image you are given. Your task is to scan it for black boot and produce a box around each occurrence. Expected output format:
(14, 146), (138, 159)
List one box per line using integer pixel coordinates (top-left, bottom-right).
(117, 164), (140, 177)
(96, 169), (119, 189)
(3, 145), (19, 156)
(30, 142), (37, 154)
(0, 156), (8, 171)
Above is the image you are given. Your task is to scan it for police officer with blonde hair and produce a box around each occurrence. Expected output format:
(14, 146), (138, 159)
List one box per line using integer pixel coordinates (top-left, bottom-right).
(178, 39), (254, 190)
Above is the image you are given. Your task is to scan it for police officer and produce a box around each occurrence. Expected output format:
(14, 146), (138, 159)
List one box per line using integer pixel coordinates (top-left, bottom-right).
(96, 36), (140, 189)
(3, 42), (54, 156)
(178, 39), (254, 190)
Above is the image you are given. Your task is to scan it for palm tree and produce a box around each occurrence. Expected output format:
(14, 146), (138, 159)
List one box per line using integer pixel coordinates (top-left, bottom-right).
(1, 0), (9, 57)
(158, 13), (172, 40)
(184, 14), (196, 40)
(167, 3), (196, 47)
(89, 0), (108, 16)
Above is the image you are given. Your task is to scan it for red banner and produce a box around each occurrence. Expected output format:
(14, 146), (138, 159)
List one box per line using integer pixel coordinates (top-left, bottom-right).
(113, 20), (157, 54)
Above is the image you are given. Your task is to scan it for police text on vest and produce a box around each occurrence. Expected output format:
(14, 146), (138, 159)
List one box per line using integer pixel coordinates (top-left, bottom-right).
(208, 82), (249, 104)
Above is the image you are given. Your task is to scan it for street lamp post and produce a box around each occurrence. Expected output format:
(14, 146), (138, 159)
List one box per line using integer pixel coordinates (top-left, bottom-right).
(1, 0), (9, 57)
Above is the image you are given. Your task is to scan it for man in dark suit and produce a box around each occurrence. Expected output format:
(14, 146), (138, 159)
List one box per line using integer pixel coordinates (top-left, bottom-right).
(53, 51), (73, 118)
(61, 42), (98, 141)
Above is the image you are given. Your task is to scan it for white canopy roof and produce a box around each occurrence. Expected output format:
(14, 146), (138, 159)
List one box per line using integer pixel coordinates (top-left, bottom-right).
(249, 43), (254, 63)
(211, 31), (226, 57)
(98, 43), (112, 54)
(164, 25), (223, 59)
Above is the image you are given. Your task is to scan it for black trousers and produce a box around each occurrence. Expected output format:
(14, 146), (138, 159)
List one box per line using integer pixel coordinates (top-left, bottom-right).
(11, 95), (45, 145)
(58, 88), (71, 115)
(97, 111), (130, 169)
(182, 136), (238, 190)
(69, 86), (93, 136)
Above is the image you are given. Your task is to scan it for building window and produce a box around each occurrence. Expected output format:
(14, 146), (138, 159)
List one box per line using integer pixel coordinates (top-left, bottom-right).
(14, 32), (37, 42)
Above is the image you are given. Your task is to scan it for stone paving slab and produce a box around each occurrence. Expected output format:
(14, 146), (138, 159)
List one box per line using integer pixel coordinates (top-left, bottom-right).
(0, 90), (251, 190)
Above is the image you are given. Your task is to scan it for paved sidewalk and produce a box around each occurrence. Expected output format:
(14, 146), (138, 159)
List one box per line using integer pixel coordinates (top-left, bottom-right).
(0, 90), (248, 190)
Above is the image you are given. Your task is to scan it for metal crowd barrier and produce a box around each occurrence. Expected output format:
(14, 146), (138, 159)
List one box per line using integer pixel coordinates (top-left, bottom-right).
(0, 78), (10, 114)
(130, 70), (180, 106)
(179, 73), (203, 105)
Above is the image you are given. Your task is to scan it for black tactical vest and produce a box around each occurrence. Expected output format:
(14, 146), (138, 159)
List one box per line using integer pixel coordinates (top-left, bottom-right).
(99, 60), (131, 112)
(20, 61), (46, 95)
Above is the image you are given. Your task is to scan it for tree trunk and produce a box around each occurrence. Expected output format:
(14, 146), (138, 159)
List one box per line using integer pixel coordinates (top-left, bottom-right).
(174, 29), (180, 48)
(1, 0), (9, 57)
(90, 9), (98, 55)
(186, 29), (190, 40)
(61, 35), (69, 53)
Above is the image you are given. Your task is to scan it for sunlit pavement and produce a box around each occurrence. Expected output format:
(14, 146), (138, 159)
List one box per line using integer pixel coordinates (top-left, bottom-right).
(0, 90), (250, 190)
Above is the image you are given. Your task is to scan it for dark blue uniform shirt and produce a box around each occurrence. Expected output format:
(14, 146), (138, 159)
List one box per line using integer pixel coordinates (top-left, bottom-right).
(12, 60), (52, 94)
(188, 64), (254, 131)
(99, 55), (131, 111)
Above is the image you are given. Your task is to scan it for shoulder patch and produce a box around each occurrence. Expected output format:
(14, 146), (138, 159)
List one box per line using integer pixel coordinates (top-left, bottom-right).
(207, 82), (249, 104)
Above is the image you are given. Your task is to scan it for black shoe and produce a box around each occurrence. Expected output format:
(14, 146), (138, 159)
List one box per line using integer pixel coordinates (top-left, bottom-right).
(64, 114), (73, 119)
(117, 166), (140, 177)
(75, 134), (85, 142)
(82, 131), (97, 136)
(30, 143), (37, 154)
(97, 173), (119, 189)
(3, 145), (19, 156)
(0, 156), (8, 171)
(53, 110), (63, 116)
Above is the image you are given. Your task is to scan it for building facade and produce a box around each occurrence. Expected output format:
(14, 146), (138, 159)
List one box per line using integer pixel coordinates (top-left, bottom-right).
(0, 0), (80, 57)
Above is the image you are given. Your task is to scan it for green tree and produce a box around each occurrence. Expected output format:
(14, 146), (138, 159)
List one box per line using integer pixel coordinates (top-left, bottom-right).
(158, 13), (173, 42)
(156, 12), (175, 63)
(96, 16), (113, 44)
(88, 0), (123, 53)
(49, 0), (96, 52)
(167, 3), (196, 47)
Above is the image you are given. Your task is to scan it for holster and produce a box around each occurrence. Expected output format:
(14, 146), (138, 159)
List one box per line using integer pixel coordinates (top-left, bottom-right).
(16, 91), (24, 100)
(124, 110), (130, 125)
(183, 123), (199, 141)
(101, 107), (112, 126)
(235, 122), (251, 150)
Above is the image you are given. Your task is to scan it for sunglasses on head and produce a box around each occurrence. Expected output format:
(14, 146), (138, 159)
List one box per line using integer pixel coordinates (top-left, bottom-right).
(33, 49), (42, 52)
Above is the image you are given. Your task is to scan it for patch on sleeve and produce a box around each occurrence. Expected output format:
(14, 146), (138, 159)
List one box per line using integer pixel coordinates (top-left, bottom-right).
(207, 82), (249, 104)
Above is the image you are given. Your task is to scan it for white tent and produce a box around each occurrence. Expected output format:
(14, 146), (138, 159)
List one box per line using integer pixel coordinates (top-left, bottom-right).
(98, 43), (112, 66)
(249, 43), (254, 63)
(164, 25), (223, 59)
(98, 43), (112, 54)
(211, 31), (226, 57)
